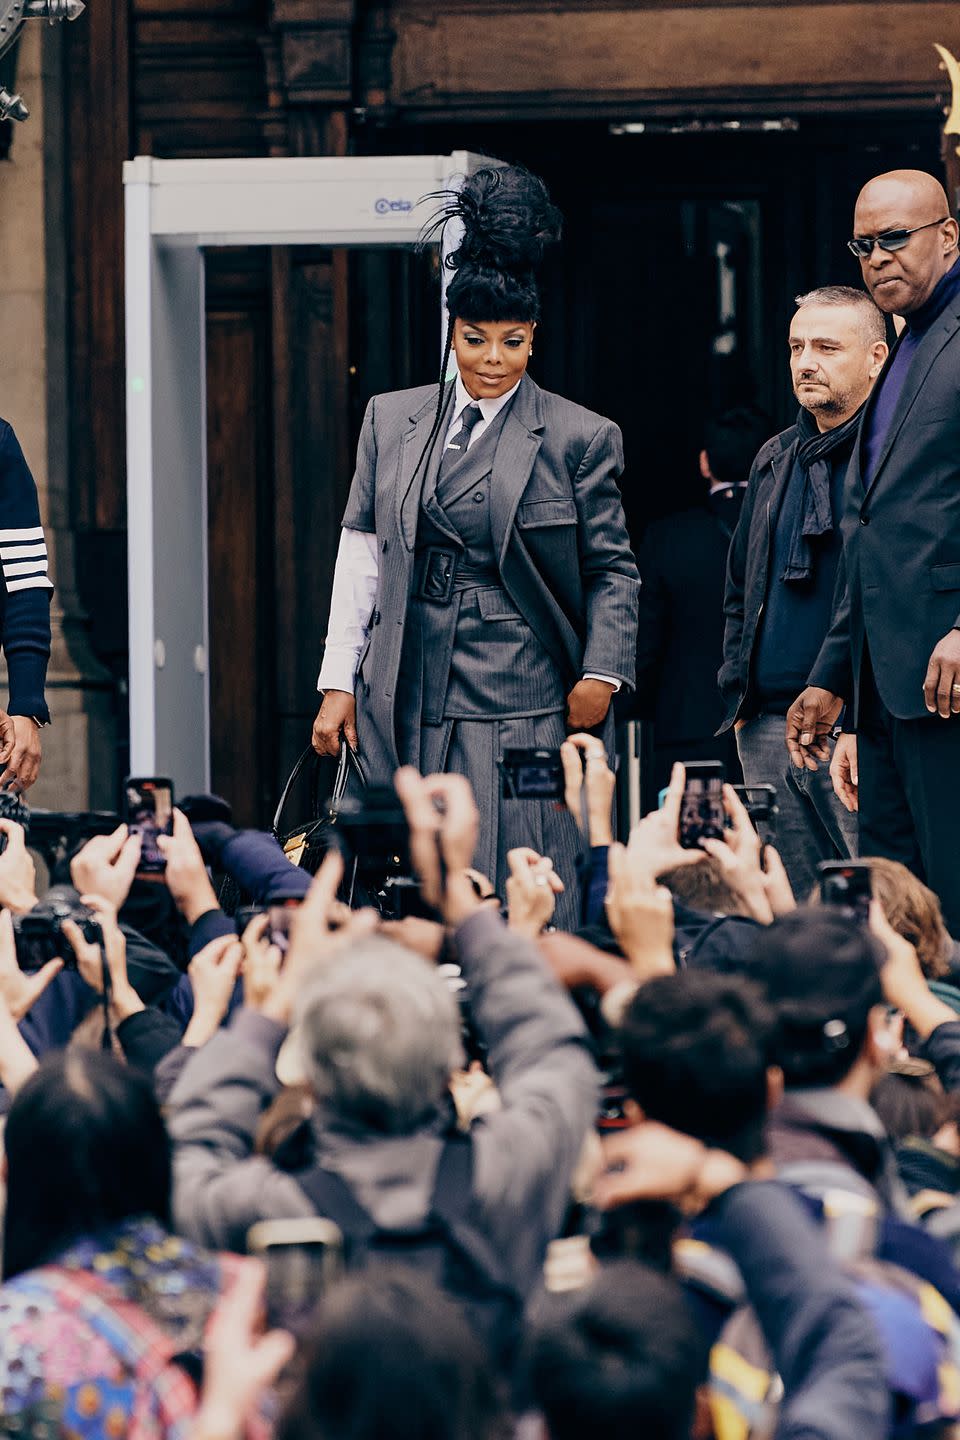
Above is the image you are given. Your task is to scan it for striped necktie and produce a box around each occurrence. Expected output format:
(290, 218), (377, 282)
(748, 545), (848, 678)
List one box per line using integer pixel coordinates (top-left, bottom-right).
(438, 403), (483, 481)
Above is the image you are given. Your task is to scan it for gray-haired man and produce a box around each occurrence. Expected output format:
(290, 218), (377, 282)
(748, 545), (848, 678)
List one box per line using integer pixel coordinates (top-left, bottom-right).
(718, 287), (888, 897)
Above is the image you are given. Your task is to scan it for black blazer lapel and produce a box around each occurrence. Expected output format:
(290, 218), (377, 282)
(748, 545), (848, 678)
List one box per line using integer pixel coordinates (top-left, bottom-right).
(489, 374), (545, 566)
(397, 383), (454, 550)
(865, 304), (960, 496)
(852, 336), (899, 492)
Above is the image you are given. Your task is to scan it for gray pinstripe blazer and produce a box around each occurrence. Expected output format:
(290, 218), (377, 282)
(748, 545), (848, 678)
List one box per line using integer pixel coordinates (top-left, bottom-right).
(339, 373), (640, 776)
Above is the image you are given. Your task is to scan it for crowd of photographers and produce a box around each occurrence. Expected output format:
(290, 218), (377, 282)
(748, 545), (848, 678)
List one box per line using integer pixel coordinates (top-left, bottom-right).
(2, 740), (960, 1439)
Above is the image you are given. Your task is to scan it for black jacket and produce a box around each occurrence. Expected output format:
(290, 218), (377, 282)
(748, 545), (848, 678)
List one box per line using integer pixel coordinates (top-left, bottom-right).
(718, 425), (847, 732)
(810, 291), (960, 719)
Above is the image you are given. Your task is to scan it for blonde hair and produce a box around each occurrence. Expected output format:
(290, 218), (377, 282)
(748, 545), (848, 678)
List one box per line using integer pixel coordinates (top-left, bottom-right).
(867, 856), (950, 979)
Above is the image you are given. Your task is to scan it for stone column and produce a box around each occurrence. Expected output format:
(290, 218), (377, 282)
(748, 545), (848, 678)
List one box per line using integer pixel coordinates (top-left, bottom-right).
(0, 23), (115, 809)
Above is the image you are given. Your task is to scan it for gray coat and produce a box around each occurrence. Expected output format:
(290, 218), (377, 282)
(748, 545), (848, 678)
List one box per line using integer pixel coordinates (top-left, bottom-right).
(166, 909), (599, 1299)
(342, 373), (640, 778)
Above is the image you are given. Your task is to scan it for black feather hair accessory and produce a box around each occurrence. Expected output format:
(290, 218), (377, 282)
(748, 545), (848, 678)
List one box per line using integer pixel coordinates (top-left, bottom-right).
(422, 164), (562, 274)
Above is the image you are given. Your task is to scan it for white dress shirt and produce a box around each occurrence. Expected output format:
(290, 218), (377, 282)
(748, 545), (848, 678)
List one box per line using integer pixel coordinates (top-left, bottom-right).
(317, 373), (620, 694)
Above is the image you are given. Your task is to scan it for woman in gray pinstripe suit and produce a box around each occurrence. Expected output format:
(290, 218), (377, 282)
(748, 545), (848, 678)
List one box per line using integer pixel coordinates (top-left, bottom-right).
(313, 167), (639, 925)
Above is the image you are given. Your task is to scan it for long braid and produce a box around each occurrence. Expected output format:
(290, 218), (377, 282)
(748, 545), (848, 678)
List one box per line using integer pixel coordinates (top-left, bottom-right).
(433, 313), (454, 432)
(399, 314), (455, 521)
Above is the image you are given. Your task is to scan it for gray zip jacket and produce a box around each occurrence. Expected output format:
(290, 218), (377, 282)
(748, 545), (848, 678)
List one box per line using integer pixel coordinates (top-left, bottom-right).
(166, 908), (598, 1297)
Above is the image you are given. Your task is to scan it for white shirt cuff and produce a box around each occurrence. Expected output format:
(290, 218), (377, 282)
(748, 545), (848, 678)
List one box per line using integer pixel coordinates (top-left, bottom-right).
(317, 650), (363, 694)
(583, 673), (621, 692)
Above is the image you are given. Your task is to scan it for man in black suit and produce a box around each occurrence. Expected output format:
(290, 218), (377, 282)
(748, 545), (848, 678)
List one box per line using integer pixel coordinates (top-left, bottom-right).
(630, 407), (768, 806)
(787, 170), (960, 929)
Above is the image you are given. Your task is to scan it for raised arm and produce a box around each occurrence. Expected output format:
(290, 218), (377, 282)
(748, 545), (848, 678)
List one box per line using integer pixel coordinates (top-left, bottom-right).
(709, 1182), (890, 1440)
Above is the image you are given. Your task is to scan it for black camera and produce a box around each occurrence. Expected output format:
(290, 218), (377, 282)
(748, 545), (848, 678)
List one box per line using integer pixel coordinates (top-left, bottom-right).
(25, 810), (122, 877)
(332, 785), (440, 921)
(731, 783), (778, 832)
(377, 876), (438, 921)
(12, 887), (102, 972)
(500, 748), (564, 801)
(333, 784), (412, 877)
(0, 788), (29, 853)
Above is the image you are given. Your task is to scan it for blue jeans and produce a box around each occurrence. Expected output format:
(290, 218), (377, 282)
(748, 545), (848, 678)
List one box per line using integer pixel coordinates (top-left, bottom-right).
(736, 713), (858, 903)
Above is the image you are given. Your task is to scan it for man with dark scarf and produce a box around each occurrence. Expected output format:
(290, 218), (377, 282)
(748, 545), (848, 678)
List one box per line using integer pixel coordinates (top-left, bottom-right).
(719, 286), (887, 898)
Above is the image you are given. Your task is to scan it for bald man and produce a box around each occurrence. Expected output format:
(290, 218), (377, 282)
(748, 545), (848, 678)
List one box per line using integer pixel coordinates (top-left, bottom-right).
(786, 170), (960, 929)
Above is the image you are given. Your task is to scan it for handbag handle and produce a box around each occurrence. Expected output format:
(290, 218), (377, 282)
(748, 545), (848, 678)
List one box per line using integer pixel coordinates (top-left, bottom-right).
(272, 742), (366, 839)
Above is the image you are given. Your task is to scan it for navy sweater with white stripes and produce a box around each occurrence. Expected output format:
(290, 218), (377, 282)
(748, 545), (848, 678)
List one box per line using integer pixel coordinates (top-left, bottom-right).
(0, 419), (52, 723)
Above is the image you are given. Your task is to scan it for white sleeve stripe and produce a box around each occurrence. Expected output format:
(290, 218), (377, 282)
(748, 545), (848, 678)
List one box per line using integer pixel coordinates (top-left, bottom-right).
(5, 576), (53, 593)
(3, 560), (48, 578)
(0, 544), (47, 560)
(0, 527), (44, 542)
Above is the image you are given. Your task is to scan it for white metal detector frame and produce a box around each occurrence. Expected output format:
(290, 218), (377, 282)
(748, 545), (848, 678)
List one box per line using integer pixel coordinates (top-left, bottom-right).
(123, 152), (489, 793)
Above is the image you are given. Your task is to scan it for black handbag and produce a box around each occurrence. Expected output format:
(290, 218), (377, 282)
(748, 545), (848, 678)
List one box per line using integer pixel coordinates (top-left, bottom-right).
(272, 741), (366, 877)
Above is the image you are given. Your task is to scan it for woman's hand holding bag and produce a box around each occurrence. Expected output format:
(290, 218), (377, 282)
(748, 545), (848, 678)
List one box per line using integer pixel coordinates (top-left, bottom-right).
(311, 690), (358, 757)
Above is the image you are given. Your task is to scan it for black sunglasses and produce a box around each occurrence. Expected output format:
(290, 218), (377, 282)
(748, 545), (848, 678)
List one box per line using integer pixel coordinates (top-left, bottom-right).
(847, 216), (949, 259)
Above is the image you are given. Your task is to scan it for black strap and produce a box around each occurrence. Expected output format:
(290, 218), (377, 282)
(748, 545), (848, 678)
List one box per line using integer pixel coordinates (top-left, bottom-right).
(430, 1138), (519, 1302)
(294, 1162), (380, 1244)
(294, 1133), (518, 1305)
(295, 1133), (475, 1248)
(430, 1131), (474, 1214)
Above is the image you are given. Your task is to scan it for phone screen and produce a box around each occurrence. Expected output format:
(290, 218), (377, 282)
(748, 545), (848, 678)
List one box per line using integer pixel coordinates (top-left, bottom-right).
(268, 901), (301, 955)
(500, 748), (565, 800)
(124, 777), (174, 875)
(819, 861), (872, 925)
(679, 762), (726, 850)
(247, 1220), (344, 1336)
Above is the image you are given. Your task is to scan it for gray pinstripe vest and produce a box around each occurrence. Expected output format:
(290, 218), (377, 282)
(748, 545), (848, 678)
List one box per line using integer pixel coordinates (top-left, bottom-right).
(401, 408), (566, 728)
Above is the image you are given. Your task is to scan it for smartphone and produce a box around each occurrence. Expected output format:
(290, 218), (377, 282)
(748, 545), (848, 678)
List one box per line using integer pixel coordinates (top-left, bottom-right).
(266, 899), (301, 954)
(679, 760), (726, 850)
(124, 777), (174, 876)
(732, 783), (778, 832)
(819, 860), (873, 924)
(236, 900), (302, 953)
(247, 1217), (345, 1336)
(500, 748), (564, 801)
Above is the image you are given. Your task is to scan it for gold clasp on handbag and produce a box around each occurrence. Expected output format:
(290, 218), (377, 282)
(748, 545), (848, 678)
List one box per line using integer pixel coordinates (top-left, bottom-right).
(283, 832), (308, 867)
